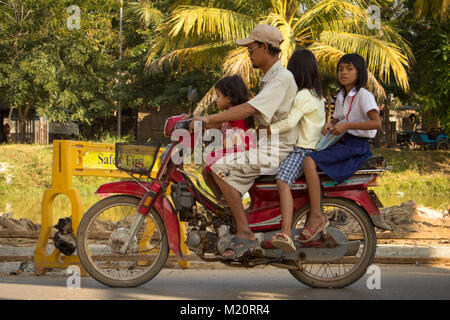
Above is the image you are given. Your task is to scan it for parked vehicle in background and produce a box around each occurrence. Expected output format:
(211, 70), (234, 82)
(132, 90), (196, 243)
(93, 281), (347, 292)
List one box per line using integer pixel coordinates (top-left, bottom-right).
(397, 130), (448, 150)
(48, 120), (79, 141)
(6, 108), (80, 143)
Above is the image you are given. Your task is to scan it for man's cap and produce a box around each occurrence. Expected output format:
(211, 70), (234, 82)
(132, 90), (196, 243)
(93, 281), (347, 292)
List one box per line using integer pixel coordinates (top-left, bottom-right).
(236, 24), (283, 48)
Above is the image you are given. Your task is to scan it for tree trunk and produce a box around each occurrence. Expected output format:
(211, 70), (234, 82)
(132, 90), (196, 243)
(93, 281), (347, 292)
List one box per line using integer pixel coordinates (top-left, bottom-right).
(17, 103), (31, 143)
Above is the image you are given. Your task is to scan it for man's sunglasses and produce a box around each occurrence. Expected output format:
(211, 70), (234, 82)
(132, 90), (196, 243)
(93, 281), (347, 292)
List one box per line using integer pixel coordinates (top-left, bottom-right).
(248, 44), (262, 54)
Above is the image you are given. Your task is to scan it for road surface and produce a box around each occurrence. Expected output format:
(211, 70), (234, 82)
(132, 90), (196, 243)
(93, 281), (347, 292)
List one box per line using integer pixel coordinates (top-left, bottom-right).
(0, 264), (449, 301)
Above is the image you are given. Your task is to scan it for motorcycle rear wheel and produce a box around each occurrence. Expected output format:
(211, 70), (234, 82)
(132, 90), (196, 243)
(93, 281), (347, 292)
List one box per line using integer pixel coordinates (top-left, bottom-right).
(288, 197), (376, 288)
(76, 195), (169, 287)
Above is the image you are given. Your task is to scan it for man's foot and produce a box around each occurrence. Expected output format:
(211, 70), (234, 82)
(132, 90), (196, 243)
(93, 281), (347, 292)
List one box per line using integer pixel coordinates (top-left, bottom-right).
(221, 237), (259, 260)
(222, 231), (256, 258)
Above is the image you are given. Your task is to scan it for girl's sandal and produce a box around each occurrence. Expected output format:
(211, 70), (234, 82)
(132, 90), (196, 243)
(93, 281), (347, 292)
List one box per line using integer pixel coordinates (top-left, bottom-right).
(297, 217), (329, 243)
(271, 233), (296, 253)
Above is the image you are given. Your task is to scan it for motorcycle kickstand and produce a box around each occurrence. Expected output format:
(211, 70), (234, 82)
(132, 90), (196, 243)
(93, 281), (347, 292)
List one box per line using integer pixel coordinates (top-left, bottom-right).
(246, 254), (286, 268)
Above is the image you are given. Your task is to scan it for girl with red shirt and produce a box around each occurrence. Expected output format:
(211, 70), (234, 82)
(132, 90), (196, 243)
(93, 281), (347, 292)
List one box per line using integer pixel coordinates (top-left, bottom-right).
(202, 75), (255, 206)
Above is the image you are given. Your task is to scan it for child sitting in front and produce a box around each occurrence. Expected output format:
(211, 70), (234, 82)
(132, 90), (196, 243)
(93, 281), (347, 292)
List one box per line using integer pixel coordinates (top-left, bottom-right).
(202, 75), (254, 206)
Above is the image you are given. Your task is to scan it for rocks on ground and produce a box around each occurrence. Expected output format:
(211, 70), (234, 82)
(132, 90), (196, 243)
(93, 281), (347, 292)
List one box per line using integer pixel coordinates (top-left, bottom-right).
(381, 200), (449, 235)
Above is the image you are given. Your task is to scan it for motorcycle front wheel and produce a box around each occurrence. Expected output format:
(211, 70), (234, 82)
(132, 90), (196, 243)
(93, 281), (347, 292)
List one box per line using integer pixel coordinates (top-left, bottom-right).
(76, 195), (169, 287)
(288, 197), (377, 289)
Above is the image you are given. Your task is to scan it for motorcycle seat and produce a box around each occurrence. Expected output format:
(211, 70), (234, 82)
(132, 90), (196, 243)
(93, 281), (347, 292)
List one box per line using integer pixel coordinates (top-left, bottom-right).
(254, 156), (385, 183)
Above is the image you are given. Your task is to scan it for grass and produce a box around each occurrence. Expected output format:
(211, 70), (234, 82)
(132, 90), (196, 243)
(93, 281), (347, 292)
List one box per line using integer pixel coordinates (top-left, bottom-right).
(372, 148), (450, 175)
(370, 148), (449, 211)
(0, 143), (117, 223)
(0, 144), (448, 223)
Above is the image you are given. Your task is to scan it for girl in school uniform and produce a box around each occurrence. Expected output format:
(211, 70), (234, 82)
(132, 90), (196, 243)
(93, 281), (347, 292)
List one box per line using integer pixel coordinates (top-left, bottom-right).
(299, 53), (381, 243)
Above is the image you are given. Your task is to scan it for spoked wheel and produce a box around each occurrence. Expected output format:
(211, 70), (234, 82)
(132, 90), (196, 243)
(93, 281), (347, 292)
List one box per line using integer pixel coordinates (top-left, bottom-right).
(288, 198), (376, 288)
(76, 195), (169, 287)
(437, 140), (448, 150)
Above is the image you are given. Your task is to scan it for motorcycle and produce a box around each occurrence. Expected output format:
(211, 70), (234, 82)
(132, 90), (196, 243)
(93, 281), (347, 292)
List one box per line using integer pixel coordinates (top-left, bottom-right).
(76, 114), (392, 288)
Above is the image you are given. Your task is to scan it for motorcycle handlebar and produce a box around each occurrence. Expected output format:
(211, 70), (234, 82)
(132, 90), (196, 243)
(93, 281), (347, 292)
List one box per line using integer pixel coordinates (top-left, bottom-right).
(174, 118), (193, 131)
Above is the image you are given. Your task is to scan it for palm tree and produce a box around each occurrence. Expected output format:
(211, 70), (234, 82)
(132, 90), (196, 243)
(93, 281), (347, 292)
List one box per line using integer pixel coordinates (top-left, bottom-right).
(147, 0), (413, 114)
(128, 0), (164, 28)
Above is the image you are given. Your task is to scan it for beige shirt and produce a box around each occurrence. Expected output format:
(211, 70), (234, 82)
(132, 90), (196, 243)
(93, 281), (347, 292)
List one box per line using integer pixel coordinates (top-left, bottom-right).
(270, 89), (325, 149)
(209, 60), (298, 191)
(248, 60), (298, 150)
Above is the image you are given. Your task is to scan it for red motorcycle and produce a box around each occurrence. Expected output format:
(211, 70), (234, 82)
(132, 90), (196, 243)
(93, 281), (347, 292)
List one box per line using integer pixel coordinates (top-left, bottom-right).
(76, 115), (392, 288)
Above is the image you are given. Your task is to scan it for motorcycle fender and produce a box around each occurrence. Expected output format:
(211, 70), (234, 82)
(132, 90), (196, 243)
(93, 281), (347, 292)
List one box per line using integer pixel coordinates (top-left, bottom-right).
(95, 181), (183, 257)
(324, 189), (392, 231)
(153, 197), (182, 258)
(95, 181), (148, 197)
(323, 189), (380, 216)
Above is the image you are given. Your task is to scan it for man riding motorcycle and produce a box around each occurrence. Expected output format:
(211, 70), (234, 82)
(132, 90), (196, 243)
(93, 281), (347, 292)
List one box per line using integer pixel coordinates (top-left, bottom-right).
(191, 24), (298, 259)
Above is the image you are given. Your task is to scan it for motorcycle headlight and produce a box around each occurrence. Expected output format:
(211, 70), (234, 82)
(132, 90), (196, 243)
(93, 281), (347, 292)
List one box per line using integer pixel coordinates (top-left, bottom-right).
(164, 114), (188, 137)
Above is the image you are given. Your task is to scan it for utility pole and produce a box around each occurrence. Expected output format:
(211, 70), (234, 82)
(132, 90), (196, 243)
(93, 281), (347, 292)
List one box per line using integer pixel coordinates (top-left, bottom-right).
(117, 0), (123, 138)
(384, 93), (392, 147)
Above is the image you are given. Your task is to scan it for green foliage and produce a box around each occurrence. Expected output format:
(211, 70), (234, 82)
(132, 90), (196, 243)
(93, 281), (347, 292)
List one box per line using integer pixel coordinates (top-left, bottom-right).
(0, 0), (119, 125)
(0, 0), (211, 131)
(414, 29), (450, 132)
(370, 148), (449, 209)
(388, 1), (450, 133)
(0, 0), (447, 137)
(80, 130), (135, 143)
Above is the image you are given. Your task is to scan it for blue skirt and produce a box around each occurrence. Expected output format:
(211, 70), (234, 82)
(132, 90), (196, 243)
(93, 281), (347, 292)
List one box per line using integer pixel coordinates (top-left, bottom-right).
(309, 134), (372, 184)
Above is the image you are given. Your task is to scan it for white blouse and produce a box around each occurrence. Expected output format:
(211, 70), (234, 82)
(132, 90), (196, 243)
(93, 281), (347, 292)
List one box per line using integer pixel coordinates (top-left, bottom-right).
(333, 87), (379, 138)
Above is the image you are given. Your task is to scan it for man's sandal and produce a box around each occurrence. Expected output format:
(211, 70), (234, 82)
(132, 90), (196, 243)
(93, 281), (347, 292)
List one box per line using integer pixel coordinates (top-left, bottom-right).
(221, 237), (259, 260)
(271, 233), (296, 253)
(297, 216), (329, 243)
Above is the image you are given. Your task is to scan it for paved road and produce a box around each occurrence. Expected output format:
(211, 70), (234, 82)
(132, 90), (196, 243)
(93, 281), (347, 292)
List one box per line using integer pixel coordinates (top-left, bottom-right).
(0, 265), (449, 300)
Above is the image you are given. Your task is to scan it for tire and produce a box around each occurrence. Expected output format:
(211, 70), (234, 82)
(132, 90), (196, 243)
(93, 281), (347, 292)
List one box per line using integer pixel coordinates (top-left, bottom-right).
(437, 140), (448, 150)
(288, 198), (377, 289)
(76, 195), (169, 287)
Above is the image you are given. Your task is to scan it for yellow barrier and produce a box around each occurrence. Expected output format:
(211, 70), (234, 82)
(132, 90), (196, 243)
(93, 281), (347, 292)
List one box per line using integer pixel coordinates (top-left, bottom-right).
(34, 140), (190, 276)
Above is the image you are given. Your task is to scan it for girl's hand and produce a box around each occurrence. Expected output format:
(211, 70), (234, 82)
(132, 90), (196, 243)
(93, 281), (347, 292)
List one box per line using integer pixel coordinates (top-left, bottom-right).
(321, 123), (333, 135)
(330, 122), (347, 135)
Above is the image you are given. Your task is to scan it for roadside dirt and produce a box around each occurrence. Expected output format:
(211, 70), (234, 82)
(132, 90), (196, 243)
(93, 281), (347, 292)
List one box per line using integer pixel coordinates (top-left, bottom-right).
(377, 200), (449, 245)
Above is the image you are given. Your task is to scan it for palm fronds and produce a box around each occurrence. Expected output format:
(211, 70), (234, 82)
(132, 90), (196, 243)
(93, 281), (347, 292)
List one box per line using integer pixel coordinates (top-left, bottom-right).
(129, 0), (164, 27)
(319, 29), (410, 92)
(147, 41), (234, 73)
(166, 5), (255, 42)
(309, 42), (387, 99)
(146, 5), (256, 72)
(145, 0), (413, 111)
